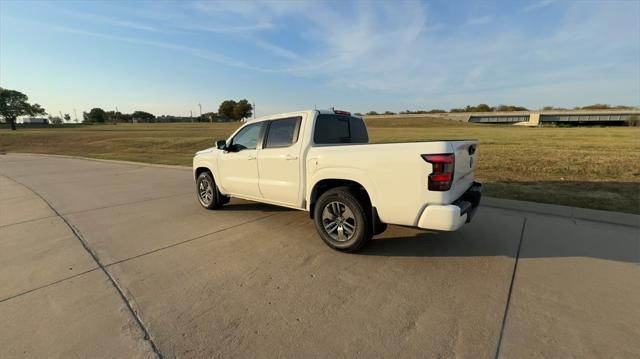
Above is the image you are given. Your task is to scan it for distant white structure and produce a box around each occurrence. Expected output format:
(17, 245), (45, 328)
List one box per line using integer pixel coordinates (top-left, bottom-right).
(367, 109), (640, 126)
(21, 117), (49, 124)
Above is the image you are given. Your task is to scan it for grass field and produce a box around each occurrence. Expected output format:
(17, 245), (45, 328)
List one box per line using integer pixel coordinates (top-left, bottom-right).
(1, 118), (639, 214)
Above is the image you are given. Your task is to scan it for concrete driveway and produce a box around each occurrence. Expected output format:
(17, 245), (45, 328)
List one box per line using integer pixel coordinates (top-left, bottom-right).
(1, 153), (638, 358)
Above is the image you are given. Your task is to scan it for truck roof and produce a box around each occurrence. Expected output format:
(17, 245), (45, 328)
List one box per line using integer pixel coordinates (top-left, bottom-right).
(246, 109), (360, 123)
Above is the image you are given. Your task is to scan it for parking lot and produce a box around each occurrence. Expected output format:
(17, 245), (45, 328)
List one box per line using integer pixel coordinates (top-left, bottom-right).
(1, 153), (638, 358)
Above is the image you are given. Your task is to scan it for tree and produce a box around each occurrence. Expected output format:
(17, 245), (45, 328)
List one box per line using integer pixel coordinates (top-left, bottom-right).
(383, 111), (395, 115)
(542, 106), (567, 111)
(496, 105), (528, 112)
(104, 111), (123, 123)
(448, 103), (516, 113)
(581, 104), (611, 110)
(132, 111), (155, 122)
(366, 111), (379, 115)
(474, 103), (492, 112)
(63, 113), (71, 122)
(83, 108), (108, 123)
(233, 99), (253, 120)
(0, 88), (46, 130)
(218, 100), (237, 119)
(49, 116), (63, 125)
(120, 113), (132, 122)
(218, 99), (253, 121)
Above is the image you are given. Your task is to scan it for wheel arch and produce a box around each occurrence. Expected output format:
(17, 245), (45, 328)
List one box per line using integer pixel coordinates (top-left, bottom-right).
(194, 166), (225, 194)
(308, 178), (374, 218)
(194, 166), (211, 180)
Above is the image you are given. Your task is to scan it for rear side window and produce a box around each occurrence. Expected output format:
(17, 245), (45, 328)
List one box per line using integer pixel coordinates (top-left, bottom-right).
(265, 117), (301, 148)
(313, 115), (369, 144)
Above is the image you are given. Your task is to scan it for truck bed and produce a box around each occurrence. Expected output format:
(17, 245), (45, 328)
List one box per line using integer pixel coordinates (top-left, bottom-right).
(306, 140), (479, 227)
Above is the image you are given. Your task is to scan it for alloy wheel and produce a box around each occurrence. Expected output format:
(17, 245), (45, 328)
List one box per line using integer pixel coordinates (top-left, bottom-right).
(321, 201), (357, 241)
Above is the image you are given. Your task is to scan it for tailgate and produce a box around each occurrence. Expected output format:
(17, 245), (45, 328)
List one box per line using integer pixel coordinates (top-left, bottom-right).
(450, 140), (479, 196)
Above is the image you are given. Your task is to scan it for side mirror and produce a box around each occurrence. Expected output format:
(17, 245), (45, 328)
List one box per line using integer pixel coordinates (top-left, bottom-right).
(216, 140), (227, 150)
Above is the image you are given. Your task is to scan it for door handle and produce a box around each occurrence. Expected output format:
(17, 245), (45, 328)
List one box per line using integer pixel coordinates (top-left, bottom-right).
(285, 155), (298, 160)
(247, 155), (256, 160)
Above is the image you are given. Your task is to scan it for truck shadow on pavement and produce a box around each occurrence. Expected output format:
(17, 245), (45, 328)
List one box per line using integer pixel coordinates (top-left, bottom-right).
(221, 199), (638, 263)
(221, 201), (294, 213)
(359, 219), (638, 264)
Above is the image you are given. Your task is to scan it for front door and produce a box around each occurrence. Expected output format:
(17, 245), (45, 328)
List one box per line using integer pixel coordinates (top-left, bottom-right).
(218, 122), (265, 198)
(257, 116), (303, 206)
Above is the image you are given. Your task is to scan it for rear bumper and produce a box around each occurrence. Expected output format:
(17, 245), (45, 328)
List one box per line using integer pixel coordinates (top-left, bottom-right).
(417, 181), (482, 231)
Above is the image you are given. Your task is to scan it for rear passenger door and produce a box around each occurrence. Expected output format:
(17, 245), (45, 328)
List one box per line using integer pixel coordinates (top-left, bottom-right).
(257, 116), (303, 206)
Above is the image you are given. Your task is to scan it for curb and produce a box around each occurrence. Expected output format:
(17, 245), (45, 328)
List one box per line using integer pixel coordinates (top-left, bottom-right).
(482, 197), (639, 228)
(4, 152), (191, 170)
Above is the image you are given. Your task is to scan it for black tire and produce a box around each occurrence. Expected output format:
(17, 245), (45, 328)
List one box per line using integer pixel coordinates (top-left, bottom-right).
(196, 172), (224, 209)
(313, 187), (372, 252)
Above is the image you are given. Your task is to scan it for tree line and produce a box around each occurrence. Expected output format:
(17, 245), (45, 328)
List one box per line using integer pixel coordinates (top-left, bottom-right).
(357, 103), (637, 116)
(0, 87), (256, 129)
(1, 87), (637, 130)
(83, 99), (253, 124)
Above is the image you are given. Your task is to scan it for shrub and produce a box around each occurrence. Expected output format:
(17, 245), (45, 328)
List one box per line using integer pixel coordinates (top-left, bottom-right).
(625, 115), (640, 127)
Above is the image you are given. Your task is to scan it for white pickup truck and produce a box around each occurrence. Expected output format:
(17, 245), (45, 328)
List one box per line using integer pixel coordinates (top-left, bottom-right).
(193, 109), (481, 251)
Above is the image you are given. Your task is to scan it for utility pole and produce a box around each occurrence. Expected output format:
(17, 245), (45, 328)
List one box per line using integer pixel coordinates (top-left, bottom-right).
(190, 110), (193, 122)
(115, 106), (119, 123)
(198, 103), (202, 118)
(74, 108), (78, 123)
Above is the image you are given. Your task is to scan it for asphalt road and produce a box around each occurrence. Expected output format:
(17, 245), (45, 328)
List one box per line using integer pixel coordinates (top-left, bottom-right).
(1, 154), (638, 358)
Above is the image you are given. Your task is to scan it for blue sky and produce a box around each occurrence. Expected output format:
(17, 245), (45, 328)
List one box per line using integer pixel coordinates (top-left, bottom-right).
(1, 0), (638, 117)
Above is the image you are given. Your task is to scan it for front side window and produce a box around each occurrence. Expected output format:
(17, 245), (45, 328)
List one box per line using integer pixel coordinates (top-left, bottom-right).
(313, 115), (368, 144)
(229, 122), (263, 151)
(265, 117), (301, 148)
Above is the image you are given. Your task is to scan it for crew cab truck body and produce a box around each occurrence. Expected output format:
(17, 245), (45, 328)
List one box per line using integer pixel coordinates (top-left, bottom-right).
(193, 109), (482, 251)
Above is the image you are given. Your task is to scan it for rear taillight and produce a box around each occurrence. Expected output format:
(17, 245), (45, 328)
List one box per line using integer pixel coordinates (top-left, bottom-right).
(422, 154), (455, 191)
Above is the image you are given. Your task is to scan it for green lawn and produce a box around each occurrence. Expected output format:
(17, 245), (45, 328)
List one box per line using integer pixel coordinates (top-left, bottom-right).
(1, 118), (639, 214)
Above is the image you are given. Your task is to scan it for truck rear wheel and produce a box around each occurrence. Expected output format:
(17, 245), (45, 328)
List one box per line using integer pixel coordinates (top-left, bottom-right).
(196, 172), (224, 209)
(313, 187), (372, 252)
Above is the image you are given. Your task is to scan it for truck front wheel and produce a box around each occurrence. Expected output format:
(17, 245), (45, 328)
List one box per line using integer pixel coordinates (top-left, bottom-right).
(313, 187), (372, 252)
(196, 172), (224, 209)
